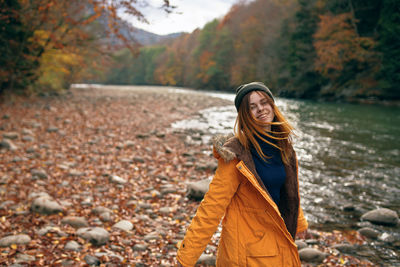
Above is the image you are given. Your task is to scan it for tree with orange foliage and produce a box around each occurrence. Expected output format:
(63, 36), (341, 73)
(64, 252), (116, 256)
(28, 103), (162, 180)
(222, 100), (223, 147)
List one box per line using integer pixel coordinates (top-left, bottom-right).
(0, 0), (174, 95)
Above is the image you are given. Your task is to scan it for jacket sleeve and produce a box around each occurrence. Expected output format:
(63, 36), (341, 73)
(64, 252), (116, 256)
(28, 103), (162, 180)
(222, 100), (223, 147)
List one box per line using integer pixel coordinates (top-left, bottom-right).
(177, 157), (241, 266)
(296, 205), (308, 233)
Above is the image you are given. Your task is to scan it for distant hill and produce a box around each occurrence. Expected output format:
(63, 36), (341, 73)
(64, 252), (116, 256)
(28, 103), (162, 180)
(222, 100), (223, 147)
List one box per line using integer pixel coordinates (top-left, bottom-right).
(132, 28), (183, 46)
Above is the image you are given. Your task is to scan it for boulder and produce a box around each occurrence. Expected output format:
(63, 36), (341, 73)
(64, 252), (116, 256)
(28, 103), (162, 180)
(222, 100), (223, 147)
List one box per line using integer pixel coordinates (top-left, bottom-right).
(361, 208), (399, 226)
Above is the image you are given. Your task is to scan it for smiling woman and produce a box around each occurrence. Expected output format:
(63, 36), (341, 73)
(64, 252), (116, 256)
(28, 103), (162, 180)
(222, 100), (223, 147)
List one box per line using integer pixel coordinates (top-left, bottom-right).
(176, 82), (308, 266)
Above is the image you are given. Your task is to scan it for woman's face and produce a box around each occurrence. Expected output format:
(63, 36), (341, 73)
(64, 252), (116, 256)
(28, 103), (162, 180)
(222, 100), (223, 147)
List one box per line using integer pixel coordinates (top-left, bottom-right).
(249, 91), (274, 127)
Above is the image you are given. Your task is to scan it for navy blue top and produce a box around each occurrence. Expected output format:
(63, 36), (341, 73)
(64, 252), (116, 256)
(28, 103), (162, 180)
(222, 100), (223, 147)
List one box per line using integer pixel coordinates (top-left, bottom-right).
(250, 134), (286, 205)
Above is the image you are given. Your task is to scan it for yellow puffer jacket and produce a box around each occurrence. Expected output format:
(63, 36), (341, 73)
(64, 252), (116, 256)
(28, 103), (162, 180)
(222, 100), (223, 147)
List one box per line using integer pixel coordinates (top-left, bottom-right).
(177, 135), (308, 266)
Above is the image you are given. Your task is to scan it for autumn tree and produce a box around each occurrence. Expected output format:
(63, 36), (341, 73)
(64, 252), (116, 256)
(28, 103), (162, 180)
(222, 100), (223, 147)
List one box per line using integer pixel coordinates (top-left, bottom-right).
(0, 0), (174, 95)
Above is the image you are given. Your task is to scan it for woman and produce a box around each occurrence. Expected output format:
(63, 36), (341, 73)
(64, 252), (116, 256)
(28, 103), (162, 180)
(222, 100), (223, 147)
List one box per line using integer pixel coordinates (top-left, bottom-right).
(177, 82), (308, 266)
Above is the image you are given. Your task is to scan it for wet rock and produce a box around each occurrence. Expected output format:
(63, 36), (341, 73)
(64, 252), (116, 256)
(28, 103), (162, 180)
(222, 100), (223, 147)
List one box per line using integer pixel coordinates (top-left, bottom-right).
(31, 169), (48, 179)
(295, 240), (308, 250)
(361, 208), (399, 226)
(77, 227), (109, 246)
(358, 227), (380, 239)
(112, 220), (133, 231)
(110, 175), (127, 184)
(186, 178), (211, 201)
(0, 234), (31, 247)
(84, 255), (100, 266)
(31, 196), (63, 215)
(133, 244), (148, 251)
(197, 254), (216, 266)
(298, 248), (328, 263)
(332, 243), (356, 254)
(64, 240), (81, 251)
(61, 216), (89, 228)
(3, 132), (19, 140)
(0, 139), (18, 150)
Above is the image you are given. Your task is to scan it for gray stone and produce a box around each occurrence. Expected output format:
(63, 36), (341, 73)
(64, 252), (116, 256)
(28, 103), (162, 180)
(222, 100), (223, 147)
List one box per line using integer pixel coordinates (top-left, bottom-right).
(332, 243), (356, 254)
(99, 212), (112, 222)
(298, 248), (328, 263)
(36, 226), (67, 237)
(159, 207), (173, 215)
(144, 231), (160, 241)
(133, 244), (148, 251)
(197, 254), (216, 266)
(84, 255), (100, 266)
(295, 240), (308, 250)
(358, 227), (380, 239)
(3, 132), (19, 140)
(22, 129), (34, 136)
(124, 141), (135, 148)
(94, 252), (123, 262)
(186, 178), (211, 200)
(61, 216), (89, 228)
(112, 220), (133, 231)
(160, 186), (177, 195)
(92, 206), (111, 215)
(15, 253), (35, 263)
(31, 196), (63, 215)
(77, 227), (109, 246)
(31, 169), (48, 179)
(22, 136), (34, 142)
(110, 175), (127, 184)
(0, 139), (18, 150)
(68, 170), (84, 177)
(64, 241), (81, 251)
(0, 234), (31, 247)
(361, 208), (399, 226)
(47, 126), (59, 133)
(28, 191), (50, 199)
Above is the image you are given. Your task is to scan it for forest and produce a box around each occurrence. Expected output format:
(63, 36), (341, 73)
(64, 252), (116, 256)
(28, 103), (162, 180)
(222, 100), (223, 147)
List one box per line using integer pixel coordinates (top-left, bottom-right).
(1, 0), (399, 102)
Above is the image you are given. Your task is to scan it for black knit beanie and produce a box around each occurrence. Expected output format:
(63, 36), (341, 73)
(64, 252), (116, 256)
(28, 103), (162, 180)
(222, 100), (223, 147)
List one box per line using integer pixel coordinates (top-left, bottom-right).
(234, 82), (274, 111)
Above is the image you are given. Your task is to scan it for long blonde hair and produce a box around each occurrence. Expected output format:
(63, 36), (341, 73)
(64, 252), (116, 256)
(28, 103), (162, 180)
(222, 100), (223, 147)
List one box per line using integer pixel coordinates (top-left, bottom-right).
(234, 91), (294, 165)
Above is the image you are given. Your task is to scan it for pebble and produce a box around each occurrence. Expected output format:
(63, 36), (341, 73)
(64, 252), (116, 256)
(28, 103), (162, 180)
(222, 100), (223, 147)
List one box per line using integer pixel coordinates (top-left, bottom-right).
(61, 216), (89, 228)
(3, 132), (19, 140)
(110, 175), (127, 184)
(76, 227), (110, 246)
(197, 254), (216, 266)
(298, 247), (328, 263)
(144, 231), (160, 241)
(47, 126), (59, 133)
(332, 243), (356, 254)
(31, 196), (63, 215)
(112, 220), (133, 231)
(64, 240), (81, 251)
(295, 240), (308, 250)
(84, 255), (100, 266)
(15, 253), (35, 263)
(99, 212), (112, 222)
(0, 234), (31, 247)
(186, 178), (211, 200)
(31, 169), (48, 179)
(133, 244), (148, 251)
(0, 139), (18, 150)
(92, 206), (112, 215)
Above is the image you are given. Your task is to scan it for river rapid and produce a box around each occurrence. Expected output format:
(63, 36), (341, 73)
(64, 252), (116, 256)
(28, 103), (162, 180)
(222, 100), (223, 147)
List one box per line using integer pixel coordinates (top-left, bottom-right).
(169, 88), (400, 265)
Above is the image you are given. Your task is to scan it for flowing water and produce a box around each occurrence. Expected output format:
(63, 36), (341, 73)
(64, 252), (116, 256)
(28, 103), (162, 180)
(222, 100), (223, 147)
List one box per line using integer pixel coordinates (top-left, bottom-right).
(170, 88), (400, 265)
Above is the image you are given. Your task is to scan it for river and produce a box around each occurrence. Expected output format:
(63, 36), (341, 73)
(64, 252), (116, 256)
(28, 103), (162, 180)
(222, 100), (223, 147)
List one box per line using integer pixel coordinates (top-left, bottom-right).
(169, 88), (400, 265)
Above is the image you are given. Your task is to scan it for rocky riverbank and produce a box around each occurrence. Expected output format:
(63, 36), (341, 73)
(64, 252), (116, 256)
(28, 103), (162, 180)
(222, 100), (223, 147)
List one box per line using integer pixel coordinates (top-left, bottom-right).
(0, 86), (398, 266)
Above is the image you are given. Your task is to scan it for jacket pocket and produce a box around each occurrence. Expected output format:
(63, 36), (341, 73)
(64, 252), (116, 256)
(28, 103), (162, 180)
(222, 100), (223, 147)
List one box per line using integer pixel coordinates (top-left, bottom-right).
(245, 231), (282, 266)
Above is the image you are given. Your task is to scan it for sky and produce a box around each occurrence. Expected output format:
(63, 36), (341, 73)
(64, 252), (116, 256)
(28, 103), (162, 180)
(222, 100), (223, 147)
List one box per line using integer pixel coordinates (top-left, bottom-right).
(125, 0), (240, 35)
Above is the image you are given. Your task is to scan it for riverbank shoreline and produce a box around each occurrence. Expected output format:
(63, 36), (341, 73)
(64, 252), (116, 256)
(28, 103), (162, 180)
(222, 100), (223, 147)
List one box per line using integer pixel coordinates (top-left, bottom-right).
(0, 86), (394, 266)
